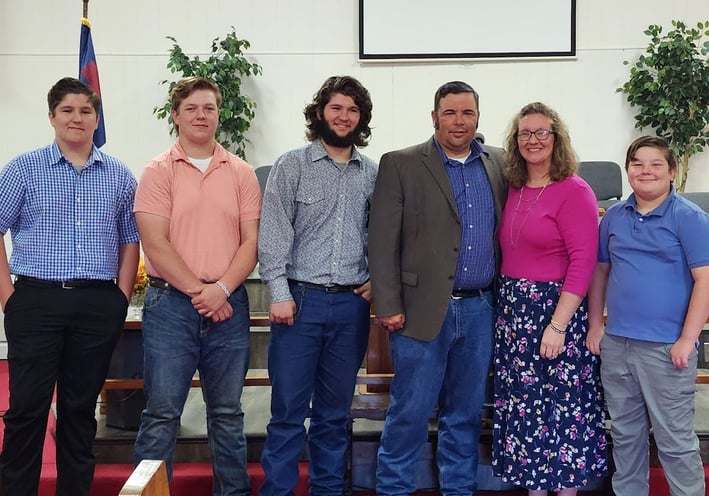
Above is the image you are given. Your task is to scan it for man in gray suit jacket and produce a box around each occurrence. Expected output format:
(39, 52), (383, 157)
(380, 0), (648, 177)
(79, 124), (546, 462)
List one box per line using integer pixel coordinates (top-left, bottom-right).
(369, 81), (506, 495)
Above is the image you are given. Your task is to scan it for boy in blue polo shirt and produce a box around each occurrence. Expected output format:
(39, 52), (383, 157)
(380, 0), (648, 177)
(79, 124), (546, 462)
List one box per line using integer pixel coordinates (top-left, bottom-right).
(587, 136), (709, 496)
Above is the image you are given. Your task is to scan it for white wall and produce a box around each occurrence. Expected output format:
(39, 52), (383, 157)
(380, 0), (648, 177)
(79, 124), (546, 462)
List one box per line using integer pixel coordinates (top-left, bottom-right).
(1, 0), (708, 187)
(0, 0), (708, 349)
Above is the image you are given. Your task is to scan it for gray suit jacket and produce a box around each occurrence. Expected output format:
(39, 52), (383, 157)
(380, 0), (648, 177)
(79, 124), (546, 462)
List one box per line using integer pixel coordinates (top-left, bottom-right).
(368, 137), (507, 341)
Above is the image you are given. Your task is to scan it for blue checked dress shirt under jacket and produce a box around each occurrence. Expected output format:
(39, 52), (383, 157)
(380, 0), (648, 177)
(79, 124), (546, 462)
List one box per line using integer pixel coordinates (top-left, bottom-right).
(434, 138), (495, 290)
(0, 142), (140, 281)
(258, 140), (378, 303)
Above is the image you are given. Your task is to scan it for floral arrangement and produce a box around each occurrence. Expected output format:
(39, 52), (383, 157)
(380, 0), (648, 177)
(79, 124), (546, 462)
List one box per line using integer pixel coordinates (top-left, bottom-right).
(131, 258), (148, 307)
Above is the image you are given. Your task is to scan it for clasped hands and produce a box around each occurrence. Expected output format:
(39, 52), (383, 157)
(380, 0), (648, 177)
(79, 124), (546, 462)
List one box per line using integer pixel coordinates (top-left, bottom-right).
(188, 283), (232, 322)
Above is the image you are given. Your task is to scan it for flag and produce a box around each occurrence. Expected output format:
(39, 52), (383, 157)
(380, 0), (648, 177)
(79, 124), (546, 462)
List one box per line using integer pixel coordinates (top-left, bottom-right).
(79, 17), (106, 148)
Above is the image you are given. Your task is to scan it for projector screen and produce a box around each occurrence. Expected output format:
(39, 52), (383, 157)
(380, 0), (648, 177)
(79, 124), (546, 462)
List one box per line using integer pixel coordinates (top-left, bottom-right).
(359, 0), (576, 60)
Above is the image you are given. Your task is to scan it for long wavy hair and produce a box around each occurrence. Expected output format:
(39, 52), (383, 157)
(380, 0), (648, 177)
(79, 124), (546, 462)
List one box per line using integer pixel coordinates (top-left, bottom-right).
(504, 102), (578, 188)
(304, 76), (373, 147)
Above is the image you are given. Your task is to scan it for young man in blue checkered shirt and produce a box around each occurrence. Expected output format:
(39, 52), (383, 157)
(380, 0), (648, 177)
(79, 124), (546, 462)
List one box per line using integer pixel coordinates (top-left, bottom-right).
(0, 77), (140, 496)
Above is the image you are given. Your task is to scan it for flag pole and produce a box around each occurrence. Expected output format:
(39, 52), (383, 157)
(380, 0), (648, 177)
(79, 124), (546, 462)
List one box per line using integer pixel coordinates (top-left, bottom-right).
(79, 0), (106, 147)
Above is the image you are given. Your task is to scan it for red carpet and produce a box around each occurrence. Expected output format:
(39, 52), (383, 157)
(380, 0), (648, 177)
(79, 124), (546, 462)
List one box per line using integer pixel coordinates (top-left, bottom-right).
(0, 360), (321, 496)
(0, 360), (706, 495)
(88, 462), (310, 496)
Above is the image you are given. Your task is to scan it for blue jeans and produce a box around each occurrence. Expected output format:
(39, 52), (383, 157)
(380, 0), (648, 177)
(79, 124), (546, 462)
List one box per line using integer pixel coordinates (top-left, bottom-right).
(259, 283), (370, 496)
(376, 291), (494, 496)
(133, 284), (251, 496)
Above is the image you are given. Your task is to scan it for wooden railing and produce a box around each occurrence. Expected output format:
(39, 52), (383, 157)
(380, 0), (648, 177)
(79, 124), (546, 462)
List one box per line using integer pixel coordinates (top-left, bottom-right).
(118, 460), (169, 496)
(108, 314), (709, 399)
(102, 372), (394, 391)
(101, 315), (395, 420)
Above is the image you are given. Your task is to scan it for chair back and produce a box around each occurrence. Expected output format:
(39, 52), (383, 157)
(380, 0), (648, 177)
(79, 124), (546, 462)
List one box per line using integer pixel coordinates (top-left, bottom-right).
(255, 165), (272, 194)
(679, 192), (709, 213)
(578, 161), (623, 208)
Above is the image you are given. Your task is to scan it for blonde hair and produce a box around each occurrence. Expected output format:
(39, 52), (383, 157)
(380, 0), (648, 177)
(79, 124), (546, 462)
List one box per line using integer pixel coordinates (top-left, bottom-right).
(503, 102), (578, 188)
(170, 77), (222, 135)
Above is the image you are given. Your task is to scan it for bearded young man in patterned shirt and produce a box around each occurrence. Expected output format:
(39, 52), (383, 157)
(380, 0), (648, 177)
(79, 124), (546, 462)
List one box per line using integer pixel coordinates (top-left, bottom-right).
(257, 75), (377, 496)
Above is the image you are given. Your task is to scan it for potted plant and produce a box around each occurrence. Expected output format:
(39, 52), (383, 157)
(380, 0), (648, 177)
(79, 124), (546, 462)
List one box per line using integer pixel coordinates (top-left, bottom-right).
(154, 27), (262, 159)
(617, 20), (709, 191)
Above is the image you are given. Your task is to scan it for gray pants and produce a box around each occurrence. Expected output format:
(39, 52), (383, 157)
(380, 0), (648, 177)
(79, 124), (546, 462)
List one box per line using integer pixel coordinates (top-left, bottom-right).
(601, 334), (704, 496)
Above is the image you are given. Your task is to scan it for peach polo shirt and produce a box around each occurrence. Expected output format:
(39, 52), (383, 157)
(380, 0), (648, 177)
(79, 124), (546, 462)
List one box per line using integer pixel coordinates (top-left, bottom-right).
(135, 141), (261, 281)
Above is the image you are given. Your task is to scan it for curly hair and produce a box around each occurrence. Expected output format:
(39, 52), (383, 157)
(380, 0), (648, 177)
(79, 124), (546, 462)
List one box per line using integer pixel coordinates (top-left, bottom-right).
(504, 102), (578, 188)
(304, 76), (373, 147)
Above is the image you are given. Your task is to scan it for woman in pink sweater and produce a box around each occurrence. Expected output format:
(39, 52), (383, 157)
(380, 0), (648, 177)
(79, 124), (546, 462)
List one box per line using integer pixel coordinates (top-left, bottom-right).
(491, 102), (607, 495)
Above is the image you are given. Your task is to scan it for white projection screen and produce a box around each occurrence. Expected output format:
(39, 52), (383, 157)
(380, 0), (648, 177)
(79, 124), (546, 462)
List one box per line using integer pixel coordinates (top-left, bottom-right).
(359, 0), (576, 60)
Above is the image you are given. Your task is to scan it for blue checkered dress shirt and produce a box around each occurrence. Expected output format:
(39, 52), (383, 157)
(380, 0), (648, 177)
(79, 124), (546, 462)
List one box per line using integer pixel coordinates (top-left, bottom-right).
(0, 142), (140, 280)
(434, 138), (495, 290)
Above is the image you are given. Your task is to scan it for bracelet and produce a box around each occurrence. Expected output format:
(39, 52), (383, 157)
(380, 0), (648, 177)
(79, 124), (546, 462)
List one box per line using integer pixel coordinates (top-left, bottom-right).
(215, 280), (231, 298)
(549, 319), (567, 334)
(551, 318), (567, 330)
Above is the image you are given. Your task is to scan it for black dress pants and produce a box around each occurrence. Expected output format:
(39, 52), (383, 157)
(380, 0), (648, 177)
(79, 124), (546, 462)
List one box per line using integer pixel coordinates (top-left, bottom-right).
(0, 279), (128, 496)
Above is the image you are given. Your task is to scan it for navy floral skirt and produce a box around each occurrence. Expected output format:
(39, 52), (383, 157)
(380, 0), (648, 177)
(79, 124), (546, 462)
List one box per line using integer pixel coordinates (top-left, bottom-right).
(492, 275), (607, 490)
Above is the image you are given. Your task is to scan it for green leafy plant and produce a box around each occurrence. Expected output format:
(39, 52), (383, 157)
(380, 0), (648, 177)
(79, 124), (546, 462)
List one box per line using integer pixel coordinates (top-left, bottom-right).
(154, 27), (262, 159)
(617, 20), (709, 191)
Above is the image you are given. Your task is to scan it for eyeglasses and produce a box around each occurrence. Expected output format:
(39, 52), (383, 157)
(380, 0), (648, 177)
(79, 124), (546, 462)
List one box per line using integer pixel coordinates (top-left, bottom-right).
(517, 129), (554, 141)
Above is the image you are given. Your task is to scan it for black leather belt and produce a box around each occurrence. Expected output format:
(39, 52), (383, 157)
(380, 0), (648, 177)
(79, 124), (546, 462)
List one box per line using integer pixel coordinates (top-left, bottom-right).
(288, 279), (360, 293)
(15, 275), (114, 290)
(452, 284), (493, 298)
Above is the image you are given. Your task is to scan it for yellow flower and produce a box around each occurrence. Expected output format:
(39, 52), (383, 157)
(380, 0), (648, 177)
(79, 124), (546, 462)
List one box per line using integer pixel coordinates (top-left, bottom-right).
(133, 258), (148, 297)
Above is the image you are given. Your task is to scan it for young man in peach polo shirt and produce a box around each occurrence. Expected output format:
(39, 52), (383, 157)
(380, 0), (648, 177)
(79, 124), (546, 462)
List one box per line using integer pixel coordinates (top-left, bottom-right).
(133, 76), (261, 496)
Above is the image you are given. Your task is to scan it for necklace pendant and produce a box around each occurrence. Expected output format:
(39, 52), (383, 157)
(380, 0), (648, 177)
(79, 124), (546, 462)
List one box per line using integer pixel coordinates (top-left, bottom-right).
(509, 183), (549, 247)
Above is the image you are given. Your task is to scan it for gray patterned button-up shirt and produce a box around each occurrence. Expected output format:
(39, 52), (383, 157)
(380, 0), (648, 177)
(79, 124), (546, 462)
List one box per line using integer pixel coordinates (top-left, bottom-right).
(258, 140), (378, 303)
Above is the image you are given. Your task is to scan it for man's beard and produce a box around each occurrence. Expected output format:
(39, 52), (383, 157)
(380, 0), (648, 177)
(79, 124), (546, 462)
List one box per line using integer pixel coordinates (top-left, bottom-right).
(317, 119), (358, 148)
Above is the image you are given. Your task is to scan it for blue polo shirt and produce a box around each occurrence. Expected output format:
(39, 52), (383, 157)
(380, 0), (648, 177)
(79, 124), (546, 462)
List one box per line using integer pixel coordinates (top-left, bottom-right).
(599, 188), (709, 343)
